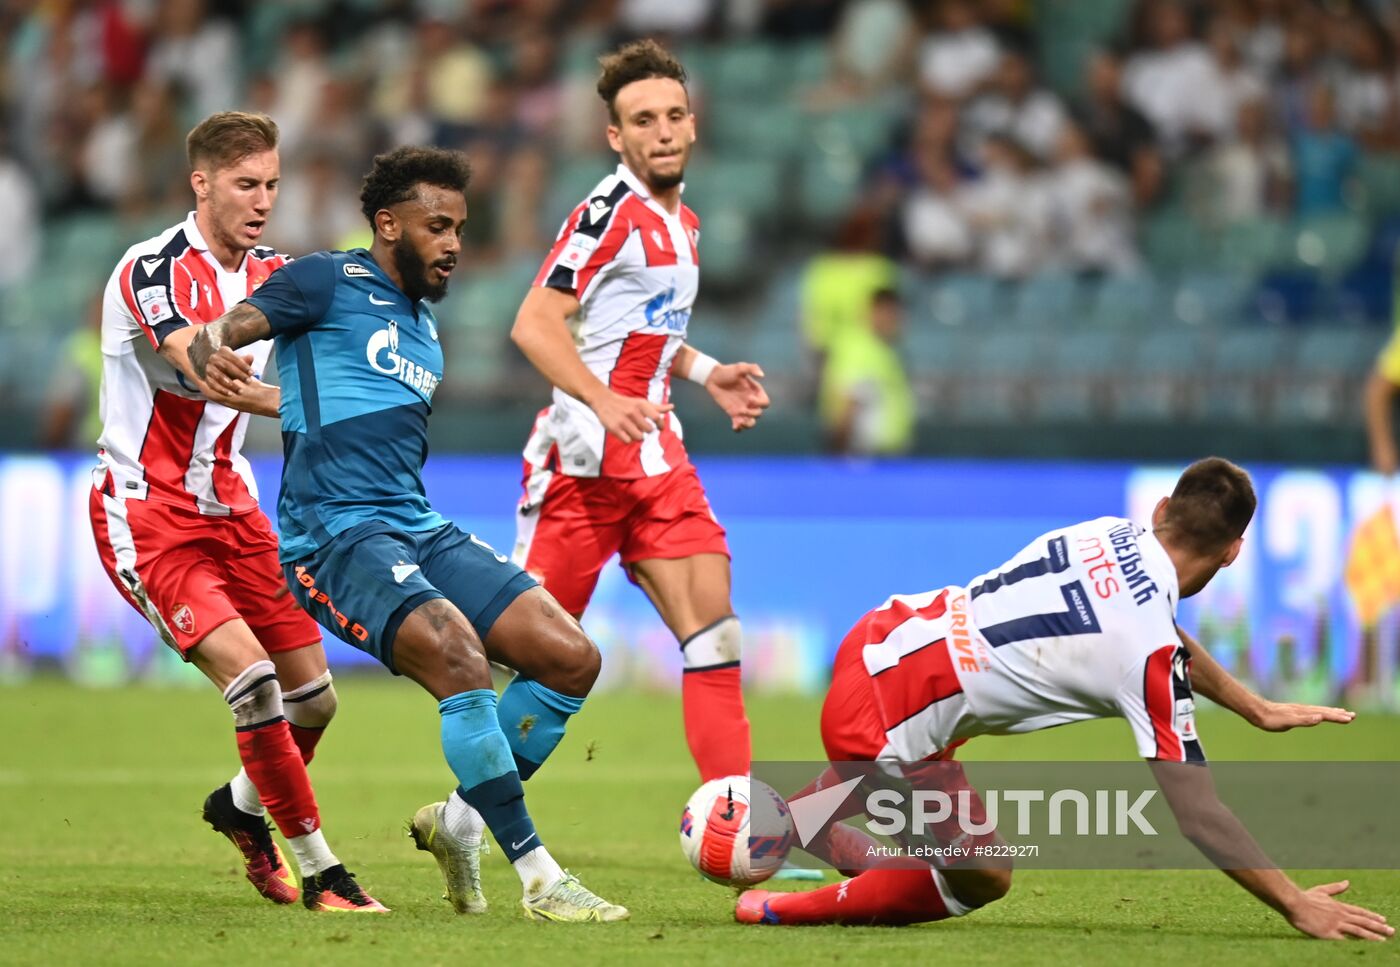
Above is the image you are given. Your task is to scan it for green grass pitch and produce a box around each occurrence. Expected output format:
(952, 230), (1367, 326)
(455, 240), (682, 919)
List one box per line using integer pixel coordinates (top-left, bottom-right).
(2, 679), (1397, 965)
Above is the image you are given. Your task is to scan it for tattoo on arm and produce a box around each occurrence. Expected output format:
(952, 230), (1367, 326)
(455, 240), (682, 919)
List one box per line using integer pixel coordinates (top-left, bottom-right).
(188, 303), (271, 379)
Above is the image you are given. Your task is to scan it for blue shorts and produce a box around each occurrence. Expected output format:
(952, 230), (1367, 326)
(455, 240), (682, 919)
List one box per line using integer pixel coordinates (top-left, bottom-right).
(285, 520), (537, 673)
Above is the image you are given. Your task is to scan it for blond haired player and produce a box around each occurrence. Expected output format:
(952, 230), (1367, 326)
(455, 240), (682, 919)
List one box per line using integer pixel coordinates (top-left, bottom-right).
(89, 112), (382, 912)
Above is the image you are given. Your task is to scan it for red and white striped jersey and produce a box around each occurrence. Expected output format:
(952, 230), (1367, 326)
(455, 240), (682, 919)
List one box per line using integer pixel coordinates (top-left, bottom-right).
(859, 517), (1203, 763)
(526, 163), (700, 479)
(93, 211), (287, 516)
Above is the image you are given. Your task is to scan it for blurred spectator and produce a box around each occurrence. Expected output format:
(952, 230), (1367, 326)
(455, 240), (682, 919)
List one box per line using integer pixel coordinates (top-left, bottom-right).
(124, 79), (189, 215)
(39, 300), (102, 450)
(900, 139), (973, 270)
(1291, 85), (1357, 216)
(1121, 0), (1226, 152)
(917, 0), (1001, 100)
(271, 151), (365, 256)
(0, 137), (40, 287)
(497, 143), (553, 262)
(819, 288), (915, 457)
(958, 134), (1052, 279)
(145, 0), (240, 119)
(801, 209), (898, 355)
(371, 15), (495, 145)
(511, 35), (564, 139)
(1235, 0), (1288, 78)
(1201, 96), (1292, 225)
(617, 0), (715, 36)
(1073, 48), (1164, 207)
(1048, 123), (1138, 275)
(267, 19), (334, 159)
(1205, 11), (1267, 139)
(1274, 11), (1327, 135)
(77, 83), (136, 207)
(1334, 17), (1397, 150)
(821, 0), (917, 102)
(960, 48), (1066, 161)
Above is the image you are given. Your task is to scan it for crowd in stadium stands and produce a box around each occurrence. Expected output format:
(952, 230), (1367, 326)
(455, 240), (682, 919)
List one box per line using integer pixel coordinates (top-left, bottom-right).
(3, 0), (1400, 455)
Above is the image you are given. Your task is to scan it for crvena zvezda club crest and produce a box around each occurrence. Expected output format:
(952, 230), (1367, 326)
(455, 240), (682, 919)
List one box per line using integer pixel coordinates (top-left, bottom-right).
(170, 603), (195, 635)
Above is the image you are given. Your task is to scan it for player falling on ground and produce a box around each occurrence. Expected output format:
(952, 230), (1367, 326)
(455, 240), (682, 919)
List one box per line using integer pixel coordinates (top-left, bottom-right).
(738, 458), (1393, 941)
(88, 112), (381, 912)
(509, 39), (769, 784)
(190, 145), (627, 923)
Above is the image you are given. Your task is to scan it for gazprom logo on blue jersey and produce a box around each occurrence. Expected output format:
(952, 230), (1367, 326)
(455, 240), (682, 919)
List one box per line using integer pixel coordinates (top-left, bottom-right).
(643, 287), (690, 332)
(366, 320), (439, 400)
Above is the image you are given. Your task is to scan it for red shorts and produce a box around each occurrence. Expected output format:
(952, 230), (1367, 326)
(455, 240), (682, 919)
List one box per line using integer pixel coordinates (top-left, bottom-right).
(821, 618), (989, 856)
(513, 460), (730, 616)
(820, 613), (967, 763)
(89, 487), (321, 658)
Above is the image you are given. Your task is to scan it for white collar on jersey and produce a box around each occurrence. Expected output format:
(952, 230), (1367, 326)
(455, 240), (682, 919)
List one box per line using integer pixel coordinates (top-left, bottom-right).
(182, 210), (210, 252)
(1137, 526), (1182, 614)
(614, 163), (685, 208)
(182, 210), (253, 275)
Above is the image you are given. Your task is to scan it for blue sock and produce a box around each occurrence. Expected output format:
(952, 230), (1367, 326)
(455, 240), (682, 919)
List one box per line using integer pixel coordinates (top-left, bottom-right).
(439, 689), (540, 862)
(497, 677), (586, 780)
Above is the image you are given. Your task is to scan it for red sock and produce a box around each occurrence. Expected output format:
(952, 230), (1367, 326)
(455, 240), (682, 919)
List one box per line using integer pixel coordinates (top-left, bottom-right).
(236, 720), (321, 838)
(766, 864), (950, 926)
(682, 665), (751, 780)
(288, 724), (324, 765)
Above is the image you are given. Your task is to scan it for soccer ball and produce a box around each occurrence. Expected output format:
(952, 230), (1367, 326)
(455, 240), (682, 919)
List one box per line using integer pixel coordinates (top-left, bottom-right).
(678, 775), (794, 886)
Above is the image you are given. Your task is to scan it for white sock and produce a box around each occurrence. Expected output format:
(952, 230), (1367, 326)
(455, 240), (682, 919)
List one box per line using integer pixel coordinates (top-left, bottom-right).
(287, 828), (339, 878)
(514, 846), (565, 898)
(230, 768), (265, 816)
(443, 790), (484, 845)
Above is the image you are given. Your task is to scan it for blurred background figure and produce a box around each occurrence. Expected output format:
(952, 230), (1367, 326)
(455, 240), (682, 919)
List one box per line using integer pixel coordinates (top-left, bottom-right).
(819, 287), (914, 457)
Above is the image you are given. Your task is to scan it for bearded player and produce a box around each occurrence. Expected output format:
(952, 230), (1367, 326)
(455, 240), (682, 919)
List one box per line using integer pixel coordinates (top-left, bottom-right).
(508, 39), (769, 785)
(737, 458), (1392, 941)
(89, 112), (382, 912)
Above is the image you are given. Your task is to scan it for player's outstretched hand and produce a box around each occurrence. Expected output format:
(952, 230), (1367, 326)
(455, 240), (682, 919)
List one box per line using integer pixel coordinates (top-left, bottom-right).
(204, 349), (255, 396)
(705, 362), (770, 432)
(591, 389), (674, 444)
(1286, 880), (1393, 940)
(1249, 700), (1355, 732)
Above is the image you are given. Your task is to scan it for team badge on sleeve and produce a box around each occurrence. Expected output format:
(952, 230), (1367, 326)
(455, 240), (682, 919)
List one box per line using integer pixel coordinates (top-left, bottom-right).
(136, 286), (174, 326)
(559, 233), (598, 269)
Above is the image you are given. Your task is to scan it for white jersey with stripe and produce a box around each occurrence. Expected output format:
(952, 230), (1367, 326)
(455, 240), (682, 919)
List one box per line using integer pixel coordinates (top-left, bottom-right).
(526, 163), (699, 479)
(94, 212), (286, 516)
(863, 517), (1203, 762)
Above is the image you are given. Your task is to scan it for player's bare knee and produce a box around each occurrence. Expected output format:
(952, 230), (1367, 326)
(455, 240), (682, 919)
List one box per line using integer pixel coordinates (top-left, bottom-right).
(436, 633), (493, 691)
(552, 625), (601, 696)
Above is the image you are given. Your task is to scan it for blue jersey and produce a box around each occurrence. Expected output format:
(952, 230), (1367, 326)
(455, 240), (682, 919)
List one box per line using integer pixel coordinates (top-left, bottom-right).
(247, 249), (446, 563)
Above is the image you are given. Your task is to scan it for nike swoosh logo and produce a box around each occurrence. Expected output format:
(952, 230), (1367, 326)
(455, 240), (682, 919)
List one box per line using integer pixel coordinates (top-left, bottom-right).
(369, 293), (395, 306)
(141, 257), (163, 275)
(391, 563), (420, 583)
(511, 833), (537, 851)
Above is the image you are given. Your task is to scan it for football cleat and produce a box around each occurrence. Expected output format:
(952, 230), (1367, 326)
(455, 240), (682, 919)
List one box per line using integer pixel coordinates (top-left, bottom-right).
(202, 783), (298, 904)
(301, 864), (389, 912)
(735, 890), (783, 925)
(521, 873), (630, 923)
(407, 801), (488, 914)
